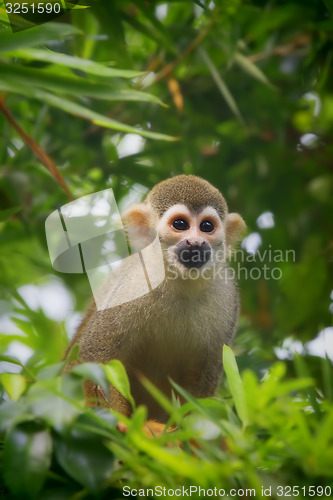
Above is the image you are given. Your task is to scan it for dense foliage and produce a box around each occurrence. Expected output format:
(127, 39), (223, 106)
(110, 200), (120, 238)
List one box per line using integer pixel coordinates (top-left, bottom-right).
(0, 0), (332, 498)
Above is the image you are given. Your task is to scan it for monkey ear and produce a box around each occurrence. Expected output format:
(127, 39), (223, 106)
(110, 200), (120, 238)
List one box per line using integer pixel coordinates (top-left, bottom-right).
(122, 203), (153, 251)
(225, 213), (246, 249)
(122, 203), (151, 228)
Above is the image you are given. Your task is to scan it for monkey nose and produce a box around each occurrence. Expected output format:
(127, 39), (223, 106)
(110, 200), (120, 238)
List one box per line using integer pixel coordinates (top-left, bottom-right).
(176, 240), (211, 269)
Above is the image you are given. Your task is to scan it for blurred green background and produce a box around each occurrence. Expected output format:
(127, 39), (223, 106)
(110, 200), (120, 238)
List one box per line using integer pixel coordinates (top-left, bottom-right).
(1, 0), (332, 369)
(0, 1), (333, 497)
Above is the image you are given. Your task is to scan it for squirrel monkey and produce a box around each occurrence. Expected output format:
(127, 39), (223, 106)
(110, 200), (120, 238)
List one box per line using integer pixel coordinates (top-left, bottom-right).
(66, 175), (246, 422)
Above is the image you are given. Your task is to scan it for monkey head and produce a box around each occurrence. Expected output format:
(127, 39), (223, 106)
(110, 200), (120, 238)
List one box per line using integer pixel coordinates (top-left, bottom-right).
(122, 175), (246, 279)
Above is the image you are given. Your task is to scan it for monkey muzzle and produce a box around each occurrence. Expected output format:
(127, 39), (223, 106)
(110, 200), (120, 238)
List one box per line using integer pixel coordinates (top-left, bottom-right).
(176, 240), (211, 269)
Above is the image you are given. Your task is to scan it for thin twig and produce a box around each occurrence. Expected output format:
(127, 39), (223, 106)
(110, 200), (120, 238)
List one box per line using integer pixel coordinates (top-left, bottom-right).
(0, 96), (72, 201)
(248, 34), (311, 63)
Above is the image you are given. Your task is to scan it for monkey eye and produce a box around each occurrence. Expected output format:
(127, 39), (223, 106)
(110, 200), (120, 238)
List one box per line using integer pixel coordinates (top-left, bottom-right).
(172, 218), (189, 231)
(200, 220), (214, 233)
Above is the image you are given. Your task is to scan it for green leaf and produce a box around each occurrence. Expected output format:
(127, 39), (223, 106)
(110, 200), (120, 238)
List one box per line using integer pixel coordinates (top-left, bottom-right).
(54, 428), (115, 492)
(223, 345), (248, 426)
(104, 359), (135, 409)
(0, 373), (27, 400)
(127, 404), (147, 432)
(0, 400), (30, 433)
(0, 10), (35, 30)
(0, 62), (166, 105)
(36, 361), (66, 380)
(199, 47), (245, 126)
(0, 22), (80, 54)
(169, 379), (223, 428)
(3, 422), (52, 499)
(140, 375), (181, 422)
(234, 52), (277, 90)
(0, 80), (177, 141)
(88, 406), (118, 430)
(11, 317), (35, 337)
(129, 3), (176, 54)
(65, 343), (80, 364)
(27, 380), (83, 428)
(71, 362), (110, 397)
(2, 48), (144, 78)
(0, 354), (23, 367)
(127, 420), (216, 480)
(66, 2), (90, 9)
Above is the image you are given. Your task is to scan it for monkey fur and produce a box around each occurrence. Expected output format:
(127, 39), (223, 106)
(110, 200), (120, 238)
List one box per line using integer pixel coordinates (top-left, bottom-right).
(65, 175), (246, 422)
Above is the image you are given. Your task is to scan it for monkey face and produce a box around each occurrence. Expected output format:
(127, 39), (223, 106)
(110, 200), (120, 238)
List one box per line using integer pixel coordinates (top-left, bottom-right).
(156, 204), (225, 275)
(122, 176), (246, 282)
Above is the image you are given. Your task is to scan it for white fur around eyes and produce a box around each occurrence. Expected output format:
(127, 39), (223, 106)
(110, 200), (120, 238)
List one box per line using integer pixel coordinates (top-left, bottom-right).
(158, 204), (221, 229)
